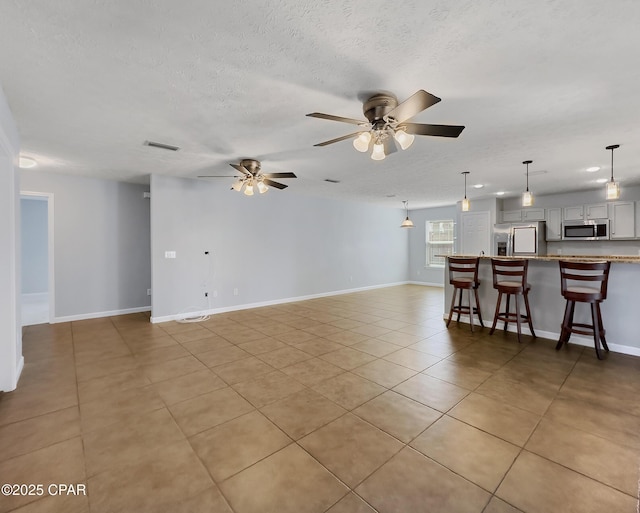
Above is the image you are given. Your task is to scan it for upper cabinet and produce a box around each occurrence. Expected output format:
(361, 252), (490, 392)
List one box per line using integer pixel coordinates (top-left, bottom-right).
(546, 207), (562, 240)
(522, 208), (545, 221)
(585, 203), (608, 220)
(501, 208), (545, 223)
(501, 210), (522, 222)
(609, 201), (635, 240)
(563, 203), (608, 221)
(563, 205), (584, 221)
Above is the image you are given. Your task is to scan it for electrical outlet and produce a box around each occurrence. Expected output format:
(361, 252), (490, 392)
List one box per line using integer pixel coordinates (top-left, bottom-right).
(147, 289), (151, 296)
(233, 288), (239, 296)
(164, 251), (176, 259)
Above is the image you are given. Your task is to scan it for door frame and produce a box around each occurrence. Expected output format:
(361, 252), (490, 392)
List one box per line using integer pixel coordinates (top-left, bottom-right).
(20, 191), (55, 323)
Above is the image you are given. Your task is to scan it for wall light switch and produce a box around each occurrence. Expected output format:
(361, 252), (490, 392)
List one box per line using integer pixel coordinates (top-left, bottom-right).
(165, 251), (176, 259)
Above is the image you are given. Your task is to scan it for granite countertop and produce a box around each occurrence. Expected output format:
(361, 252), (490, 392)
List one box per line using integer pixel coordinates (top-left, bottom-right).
(447, 255), (640, 264)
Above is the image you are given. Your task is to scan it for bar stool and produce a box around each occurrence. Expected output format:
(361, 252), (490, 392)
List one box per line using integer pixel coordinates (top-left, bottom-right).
(446, 257), (484, 332)
(489, 259), (536, 343)
(557, 260), (611, 360)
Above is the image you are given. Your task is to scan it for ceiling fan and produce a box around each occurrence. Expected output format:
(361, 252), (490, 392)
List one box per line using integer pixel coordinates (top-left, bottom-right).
(198, 159), (297, 196)
(307, 89), (465, 160)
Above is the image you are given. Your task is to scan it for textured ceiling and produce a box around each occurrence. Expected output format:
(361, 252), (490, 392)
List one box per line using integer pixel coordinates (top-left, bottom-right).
(2, 0), (640, 208)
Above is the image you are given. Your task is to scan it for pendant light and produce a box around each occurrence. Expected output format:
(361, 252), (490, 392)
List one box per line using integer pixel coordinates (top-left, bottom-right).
(461, 171), (470, 212)
(522, 160), (534, 207)
(400, 200), (414, 228)
(605, 144), (620, 200)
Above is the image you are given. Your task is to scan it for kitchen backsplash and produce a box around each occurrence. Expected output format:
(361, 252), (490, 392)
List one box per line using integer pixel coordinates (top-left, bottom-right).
(547, 240), (640, 256)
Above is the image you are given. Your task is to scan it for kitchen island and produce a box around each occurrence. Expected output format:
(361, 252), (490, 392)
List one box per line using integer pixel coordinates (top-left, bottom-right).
(443, 255), (640, 356)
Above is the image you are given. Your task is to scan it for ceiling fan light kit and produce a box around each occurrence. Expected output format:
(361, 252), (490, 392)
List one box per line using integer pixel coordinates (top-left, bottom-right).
(605, 144), (620, 200)
(307, 89), (465, 161)
(522, 160), (534, 207)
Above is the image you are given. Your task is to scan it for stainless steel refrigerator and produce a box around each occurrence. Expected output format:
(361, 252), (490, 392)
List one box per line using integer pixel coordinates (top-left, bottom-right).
(493, 221), (547, 256)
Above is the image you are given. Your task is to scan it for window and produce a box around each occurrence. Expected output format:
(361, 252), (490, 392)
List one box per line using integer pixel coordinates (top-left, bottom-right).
(426, 219), (454, 267)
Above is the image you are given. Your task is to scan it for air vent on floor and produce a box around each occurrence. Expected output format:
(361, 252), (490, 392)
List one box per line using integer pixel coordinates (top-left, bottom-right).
(324, 179), (340, 183)
(144, 140), (180, 151)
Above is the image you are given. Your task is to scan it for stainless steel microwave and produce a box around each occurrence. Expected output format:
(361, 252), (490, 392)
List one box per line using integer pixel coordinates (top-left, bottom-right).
(561, 219), (609, 240)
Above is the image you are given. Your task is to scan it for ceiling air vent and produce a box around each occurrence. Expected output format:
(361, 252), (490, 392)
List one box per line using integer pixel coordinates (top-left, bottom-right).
(144, 140), (180, 152)
(324, 179), (340, 183)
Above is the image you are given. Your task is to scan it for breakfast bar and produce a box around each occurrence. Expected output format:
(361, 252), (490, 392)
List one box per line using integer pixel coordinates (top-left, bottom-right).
(443, 255), (640, 356)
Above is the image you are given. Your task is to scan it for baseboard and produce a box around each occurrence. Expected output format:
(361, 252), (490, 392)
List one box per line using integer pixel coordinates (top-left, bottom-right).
(407, 280), (444, 288)
(21, 292), (48, 302)
(442, 313), (640, 357)
(151, 282), (410, 324)
(53, 305), (151, 323)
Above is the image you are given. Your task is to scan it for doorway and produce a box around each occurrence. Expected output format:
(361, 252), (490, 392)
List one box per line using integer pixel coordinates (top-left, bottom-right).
(20, 192), (54, 326)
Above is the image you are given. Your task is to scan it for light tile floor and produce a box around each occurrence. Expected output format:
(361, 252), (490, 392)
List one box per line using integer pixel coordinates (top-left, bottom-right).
(2, 285), (640, 512)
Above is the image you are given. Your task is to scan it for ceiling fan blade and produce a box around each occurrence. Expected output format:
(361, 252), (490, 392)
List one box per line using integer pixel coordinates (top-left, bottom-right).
(313, 132), (361, 147)
(263, 178), (287, 189)
(230, 163), (250, 175)
(198, 175), (240, 178)
(402, 123), (465, 138)
(263, 172), (297, 179)
(306, 112), (367, 125)
(383, 136), (398, 155)
(386, 90), (441, 123)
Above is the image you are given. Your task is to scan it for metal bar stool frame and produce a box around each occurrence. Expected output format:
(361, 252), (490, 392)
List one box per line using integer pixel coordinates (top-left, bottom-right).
(557, 260), (611, 360)
(446, 257), (484, 332)
(489, 259), (536, 343)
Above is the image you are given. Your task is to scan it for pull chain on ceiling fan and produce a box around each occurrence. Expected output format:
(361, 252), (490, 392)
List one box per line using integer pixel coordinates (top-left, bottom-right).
(307, 89), (465, 160)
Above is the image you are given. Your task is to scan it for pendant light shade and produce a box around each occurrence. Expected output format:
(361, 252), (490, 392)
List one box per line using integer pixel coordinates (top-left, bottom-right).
(522, 160), (534, 207)
(461, 171), (470, 212)
(605, 144), (620, 200)
(400, 200), (414, 228)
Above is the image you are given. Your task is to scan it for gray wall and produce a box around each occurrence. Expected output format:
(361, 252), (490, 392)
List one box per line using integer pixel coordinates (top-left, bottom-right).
(20, 198), (48, 294)
(150, 175), (409, 320)
(20, 170), (151, 320)
(407, 205), (457, 286)
(0, 83), (22, 391)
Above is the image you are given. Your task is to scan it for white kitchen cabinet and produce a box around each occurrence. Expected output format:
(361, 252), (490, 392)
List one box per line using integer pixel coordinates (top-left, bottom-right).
(546, 207), (562, 240)
(609, 201), (635, 239)
(501, 210), (522, 222)
(586, 203), (608, 220)
(563, 205), (584, 221)
(522, 208), (545, 221)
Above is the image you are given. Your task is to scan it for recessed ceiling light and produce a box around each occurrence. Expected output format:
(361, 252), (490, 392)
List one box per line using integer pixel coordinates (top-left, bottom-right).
(496, 191), (506, 196)
(473, 184), (484, 189)
(19, 156), (37, 168)
(595, 178), (608, 183)
(586, 166), (600, 173)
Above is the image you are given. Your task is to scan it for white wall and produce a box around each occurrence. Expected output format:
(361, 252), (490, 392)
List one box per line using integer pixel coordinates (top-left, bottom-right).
(150, 175), (409, 321)
(0, 84), (22, 392)
(21, 197), (48, 294)
(407, 205), (457, 286)
(20, 171), (151, 321)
